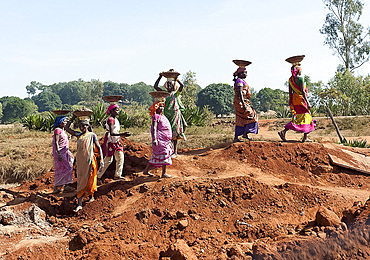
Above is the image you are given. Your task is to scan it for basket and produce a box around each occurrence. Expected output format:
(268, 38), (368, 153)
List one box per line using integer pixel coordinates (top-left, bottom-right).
(103, 95), (123, 103)
(149, 91), (170, 99)
(233, 60), (252, 67)
(285, 55), (305, 65)
(73, 107), (93, 118)
(160, 70), (180, 80)
(52, 110), (71, 115)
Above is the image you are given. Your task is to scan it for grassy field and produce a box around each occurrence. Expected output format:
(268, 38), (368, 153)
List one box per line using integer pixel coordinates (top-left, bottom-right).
(0, 116), (369, 184)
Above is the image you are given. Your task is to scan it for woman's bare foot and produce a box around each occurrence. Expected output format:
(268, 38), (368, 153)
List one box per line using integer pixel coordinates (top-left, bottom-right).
(302, 137), (313, 142)
(233, 138), (242, 143)
(161, 173), (173, 178)
(143, 171), (154, 177)
(74, 206), (82, 212)
(278, 131), (287, 142)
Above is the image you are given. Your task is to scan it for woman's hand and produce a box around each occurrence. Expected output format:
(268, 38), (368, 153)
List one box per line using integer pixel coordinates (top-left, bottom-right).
(153, 139), (158, 146)
(120, 132), (131, 137)
(99, 160), (104, 169)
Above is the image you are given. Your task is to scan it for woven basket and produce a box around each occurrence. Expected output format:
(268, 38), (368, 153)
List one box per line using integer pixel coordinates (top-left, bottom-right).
(103, 95), (123, 103)
(73, 107), (93, 118)
(285, 55), (305, 65)
(149, 91), (170, 99)
(160, 71), (180, 80)
(233, 60), (252, 67)
(52, 110), (71, 115)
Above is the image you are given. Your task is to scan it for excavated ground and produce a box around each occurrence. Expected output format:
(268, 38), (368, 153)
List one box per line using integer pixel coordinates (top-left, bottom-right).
(0, 134), (370, 259)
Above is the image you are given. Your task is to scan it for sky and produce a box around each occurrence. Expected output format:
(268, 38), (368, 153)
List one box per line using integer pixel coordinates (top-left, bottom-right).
(1, 0), (370, 98)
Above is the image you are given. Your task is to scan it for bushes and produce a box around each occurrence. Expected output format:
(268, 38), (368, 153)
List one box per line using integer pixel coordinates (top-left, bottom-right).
(183, 106), (213, 126)
(23, 112), (56, 132)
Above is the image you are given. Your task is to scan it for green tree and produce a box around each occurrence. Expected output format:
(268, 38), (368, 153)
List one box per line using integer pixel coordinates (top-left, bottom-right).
(54, 80), (88, 105)
(0, 96), (38, 123)
(127, 82), (153, 106)
(26, 81), (46, 97)
(197, 83), (234, 117)
(181, 71), (198, 108)
(323, 70), (369, 115)
(0, 102), (2, 122)
(254, 88), (289, 113)
(103, 81), (129, 99)
(84, 79), (104, 102)
(32, 91), (63, 112)
(320, 0), (370, 70)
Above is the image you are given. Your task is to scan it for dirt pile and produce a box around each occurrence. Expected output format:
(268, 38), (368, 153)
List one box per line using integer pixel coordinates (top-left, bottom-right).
(0, 138), (369, 259)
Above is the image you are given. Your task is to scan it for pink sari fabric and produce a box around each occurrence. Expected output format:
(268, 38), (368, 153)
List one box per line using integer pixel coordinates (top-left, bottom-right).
(52, 128), (74, 186)
(149, 113), (173, 167)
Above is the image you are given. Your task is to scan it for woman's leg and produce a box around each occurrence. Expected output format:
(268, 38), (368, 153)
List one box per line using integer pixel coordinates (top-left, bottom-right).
(161, 165), (172, 178)
(302, 133), (312, 142)
(172, 139), (178, 157)
(74, 197), (83, 212)
(97, 155), (114, 179)
(278, 128), (288, 141)
(114, 151), (125, 179)
(143, 164), (154, 176)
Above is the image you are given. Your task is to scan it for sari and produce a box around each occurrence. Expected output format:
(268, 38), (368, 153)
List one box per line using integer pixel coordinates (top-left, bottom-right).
(148, 113), (173, 167)
(233, 78), (258, 137)
(52, 128), (74, 187)
(285, 76), (315, 133)
(164, 90), (187, 141)
(75, 132), (98, 198)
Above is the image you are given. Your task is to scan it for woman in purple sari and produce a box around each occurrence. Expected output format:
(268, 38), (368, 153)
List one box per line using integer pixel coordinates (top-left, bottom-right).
(143, 101), (173, 178)
(52, 116), (75, 193)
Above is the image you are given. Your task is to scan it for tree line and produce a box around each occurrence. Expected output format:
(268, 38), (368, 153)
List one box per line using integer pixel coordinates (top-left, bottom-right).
(0, 69), (369, 124)
(1, 0), (370, 124)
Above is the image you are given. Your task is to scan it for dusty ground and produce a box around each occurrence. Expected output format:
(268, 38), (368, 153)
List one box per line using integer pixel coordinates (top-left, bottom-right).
(0, 119), (370, 259)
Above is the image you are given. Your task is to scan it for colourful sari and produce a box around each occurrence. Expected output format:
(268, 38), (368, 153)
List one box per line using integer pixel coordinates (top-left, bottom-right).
(75, 132), (98, 198)
(149, 113), (173, 167)
(52, 128), (74, 187)
(102, 117), (123, 157)
(285, 76), (315, 133)
(233, 78), (258, 137)
(164, 90), (187, 141)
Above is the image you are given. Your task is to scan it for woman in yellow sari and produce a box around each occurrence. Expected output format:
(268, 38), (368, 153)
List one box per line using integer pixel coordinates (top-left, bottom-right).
(65, 114), (103, 212)
(278, 59), (315, 142)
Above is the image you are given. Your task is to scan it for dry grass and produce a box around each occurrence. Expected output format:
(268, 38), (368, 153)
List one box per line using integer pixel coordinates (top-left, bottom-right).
(0, 123), (53, 184)
(1, 116), (369, 184)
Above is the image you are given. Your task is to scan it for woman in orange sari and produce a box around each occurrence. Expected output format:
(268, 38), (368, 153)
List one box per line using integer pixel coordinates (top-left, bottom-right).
(278, 63), (315, 142)
(233, 66), (258, 142)
(65, 114), (103, 212)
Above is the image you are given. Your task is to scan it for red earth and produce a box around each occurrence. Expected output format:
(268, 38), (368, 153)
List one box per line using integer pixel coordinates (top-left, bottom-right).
(1, 133), (370, 259)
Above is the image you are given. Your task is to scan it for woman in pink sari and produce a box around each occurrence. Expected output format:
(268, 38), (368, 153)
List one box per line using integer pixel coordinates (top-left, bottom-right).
(278, 63), (315, 142)
(143, 101), (173, 178)
(52, 116), (74, 193)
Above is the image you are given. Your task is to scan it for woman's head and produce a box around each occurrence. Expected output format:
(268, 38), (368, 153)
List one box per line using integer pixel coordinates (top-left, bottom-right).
(233, 67), (247, 81)
(156, 102), (165, 114)
(149, 101), (165, 117)
(78, 120), (90, 132)
(54, 116), (67, 128)
(164, 81), (175, 92)
(291, 65), (302, 77)
(106, 104), (119, 116)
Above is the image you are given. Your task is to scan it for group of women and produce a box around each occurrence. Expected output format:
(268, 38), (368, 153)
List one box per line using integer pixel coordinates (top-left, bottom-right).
(51, 60), (315, 211)
(232, 58), (315, 142)
(51, 73), (187, 211)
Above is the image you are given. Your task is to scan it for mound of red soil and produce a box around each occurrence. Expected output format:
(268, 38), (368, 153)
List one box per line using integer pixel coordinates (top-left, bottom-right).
(2, 140), (370, 259)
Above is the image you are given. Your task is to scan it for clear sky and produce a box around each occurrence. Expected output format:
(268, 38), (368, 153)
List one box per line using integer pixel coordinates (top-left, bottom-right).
(1, 0), (370, 98)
